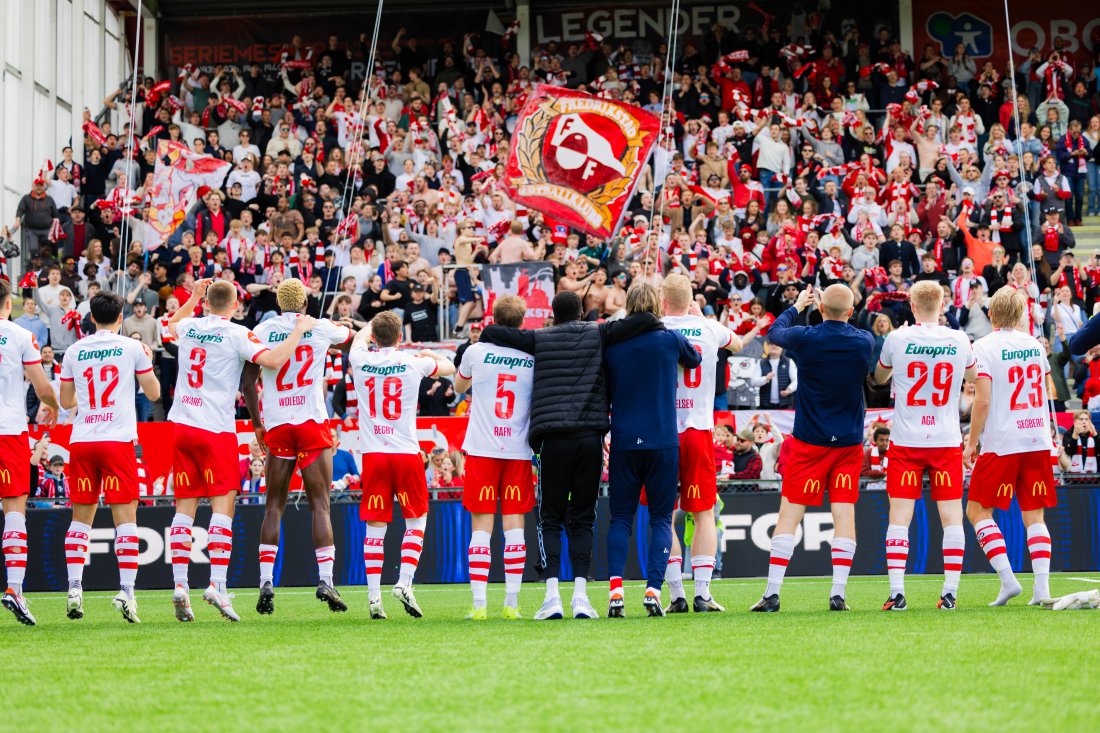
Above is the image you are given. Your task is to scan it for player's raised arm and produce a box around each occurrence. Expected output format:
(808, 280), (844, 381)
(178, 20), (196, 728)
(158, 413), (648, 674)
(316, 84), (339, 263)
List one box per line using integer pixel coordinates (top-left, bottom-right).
(25, 361), (58, 426)
(765, 284), (814, 350)
(241, 361), (265, 450)
(352, 320), (373, 349)
(136, 343), (161, 402)
(168, 278), (213, 325)
(418, 349), (456, 378)
(254, 314), (316, 370)
(480, 323), (536, 354)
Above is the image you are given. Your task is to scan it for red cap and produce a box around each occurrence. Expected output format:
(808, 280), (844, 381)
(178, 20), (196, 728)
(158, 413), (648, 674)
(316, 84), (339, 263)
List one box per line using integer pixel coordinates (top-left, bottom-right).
(197, 186), (212, 199)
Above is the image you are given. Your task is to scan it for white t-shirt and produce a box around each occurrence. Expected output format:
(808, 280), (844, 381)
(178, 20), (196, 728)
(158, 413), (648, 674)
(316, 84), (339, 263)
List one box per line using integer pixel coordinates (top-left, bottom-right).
(349, 346), (438, 454)
(878, 322), (974, 447)
(168, 315), (269, 433)
(253, 314), (351, 427)
(972, 328), (1053, 455)
(61, 331), (154, 443)
(662, 314), (737, 432)
(0, 321), (41, 435)
(456, 343), (534, 459)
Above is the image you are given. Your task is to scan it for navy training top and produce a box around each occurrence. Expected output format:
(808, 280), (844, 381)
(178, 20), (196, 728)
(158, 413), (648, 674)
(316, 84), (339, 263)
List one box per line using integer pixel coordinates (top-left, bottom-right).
(1069, 311), (1100, 355)
(765, 306), (874, 447)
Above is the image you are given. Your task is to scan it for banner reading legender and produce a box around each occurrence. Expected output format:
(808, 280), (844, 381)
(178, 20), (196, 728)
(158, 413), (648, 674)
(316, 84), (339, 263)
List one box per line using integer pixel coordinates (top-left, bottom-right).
(8, 489), (1099, 592)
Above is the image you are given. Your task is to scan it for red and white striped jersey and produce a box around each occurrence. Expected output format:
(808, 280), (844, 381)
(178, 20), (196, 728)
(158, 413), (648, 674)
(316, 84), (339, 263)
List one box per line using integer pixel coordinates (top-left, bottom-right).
(0, 321), (41, 435)
(662, 315), (737, 432)
(252, 314), (351, 428)
(972, 328), (1053, 456)
(878, 322), (974, 447)
(349, 346), (438, 455)
(456, 343), (534, 459)
(61, 330), (154, 443)
(169, 316), (269, 434)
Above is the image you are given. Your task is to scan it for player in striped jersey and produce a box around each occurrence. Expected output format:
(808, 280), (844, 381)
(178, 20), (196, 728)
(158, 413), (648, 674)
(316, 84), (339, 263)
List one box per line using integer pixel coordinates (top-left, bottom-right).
(166, 279), (314, 622)
(242, 279), (353, 616)
(0, 279), (59, 626)
(873, 282), (976, 611)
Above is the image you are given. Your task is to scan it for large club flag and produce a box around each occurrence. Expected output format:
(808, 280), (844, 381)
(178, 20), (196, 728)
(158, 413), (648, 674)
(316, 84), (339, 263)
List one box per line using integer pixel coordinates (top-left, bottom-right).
(146, 139), (232, 248)
(504, 84), (660, 239)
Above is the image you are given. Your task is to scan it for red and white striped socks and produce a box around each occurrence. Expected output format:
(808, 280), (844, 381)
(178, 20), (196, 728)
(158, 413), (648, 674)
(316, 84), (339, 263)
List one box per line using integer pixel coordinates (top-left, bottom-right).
(765, 533), (794, 597)
(941, 524), (965, 597)
(503, 528), (525, 608)
(830, 537), (856, 599)
(609, 575), (624, 600)
(885, 525), (909, 597)
(974, 518), (1021, 605)
(398, 517), (426, 587)
(169, 513), (193, 590)
(2, 512), (28, 594)
(65, 521), (90, 588)
(363, 525), (386, 595)
(1026, 523), (1052, 603)
(692, 554), (715, 601)
(666, 555), (685, 601)
(207, 513), (233, 592)
(316, 545), (335, 588)
(468, 530), (491, 609)
(115, 523), (140, 594)
(259, 544), (278, 587)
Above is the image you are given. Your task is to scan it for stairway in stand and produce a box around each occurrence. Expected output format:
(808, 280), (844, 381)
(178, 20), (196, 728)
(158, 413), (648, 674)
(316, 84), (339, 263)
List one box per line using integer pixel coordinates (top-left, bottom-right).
(1074, 215), (1100, 258)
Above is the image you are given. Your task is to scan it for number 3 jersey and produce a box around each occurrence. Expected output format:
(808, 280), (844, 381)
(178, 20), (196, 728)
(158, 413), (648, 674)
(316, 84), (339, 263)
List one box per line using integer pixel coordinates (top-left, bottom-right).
(455, 343), (534, 459)
(878, 323), (974, 448)
(972, 328), (1053, 455)
(252, 314), (351, 428)
(349, 346), (439, 454)
(169, 315), (269, 434)
(61, 331), (154, 443)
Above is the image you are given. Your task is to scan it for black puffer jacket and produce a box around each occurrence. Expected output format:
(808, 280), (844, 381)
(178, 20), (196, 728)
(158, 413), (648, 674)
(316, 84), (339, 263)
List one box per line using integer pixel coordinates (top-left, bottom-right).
(480, 313), (661, 449)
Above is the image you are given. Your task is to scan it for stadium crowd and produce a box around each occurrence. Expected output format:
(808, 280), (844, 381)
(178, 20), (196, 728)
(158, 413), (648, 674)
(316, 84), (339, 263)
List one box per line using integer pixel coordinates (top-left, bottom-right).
(6, 9), (1100, 497)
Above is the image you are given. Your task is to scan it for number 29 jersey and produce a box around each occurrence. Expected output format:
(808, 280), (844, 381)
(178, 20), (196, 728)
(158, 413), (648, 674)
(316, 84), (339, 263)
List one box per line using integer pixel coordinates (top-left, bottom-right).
(349, 346), (439, 455)
(455, 343), (534, 459)
(252, 314), (351, 428)
(878, 323), (974, 448)
(972, 328), (1053, 456)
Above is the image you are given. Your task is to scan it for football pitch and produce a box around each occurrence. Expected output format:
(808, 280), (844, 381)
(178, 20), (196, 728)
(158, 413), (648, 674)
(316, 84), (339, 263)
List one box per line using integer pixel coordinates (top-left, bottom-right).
(9, 573), (1097, 732)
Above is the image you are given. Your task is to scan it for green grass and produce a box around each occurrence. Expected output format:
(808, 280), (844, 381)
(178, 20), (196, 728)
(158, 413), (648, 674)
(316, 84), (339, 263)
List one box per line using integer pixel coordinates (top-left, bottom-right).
(7, 573), (1098, 732)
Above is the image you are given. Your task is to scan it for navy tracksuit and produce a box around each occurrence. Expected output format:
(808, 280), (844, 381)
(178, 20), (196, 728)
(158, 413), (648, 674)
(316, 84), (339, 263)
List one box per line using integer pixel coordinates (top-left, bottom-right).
(604, 327), (702, 590)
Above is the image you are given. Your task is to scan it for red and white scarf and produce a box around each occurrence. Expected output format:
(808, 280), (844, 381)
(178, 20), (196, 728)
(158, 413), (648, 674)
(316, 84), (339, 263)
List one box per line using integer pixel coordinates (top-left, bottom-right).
(1070, 434), (1096, 473)
(988, 206), (1013, 244)
(1064, 134), (1088, 174)
(869, 445), (888, 471)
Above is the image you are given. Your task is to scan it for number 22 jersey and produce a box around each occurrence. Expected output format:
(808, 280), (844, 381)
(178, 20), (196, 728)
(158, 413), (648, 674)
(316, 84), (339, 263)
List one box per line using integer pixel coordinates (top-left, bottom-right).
(349, 346), (438, 454)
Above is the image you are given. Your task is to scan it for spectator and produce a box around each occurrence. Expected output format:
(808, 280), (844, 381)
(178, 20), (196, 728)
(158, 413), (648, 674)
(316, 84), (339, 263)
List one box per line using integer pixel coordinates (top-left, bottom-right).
(860, 426), (890, 478)
(731, 428), (763, 480)
(13, 298), (49, 345)
(752, 342), (796, 408)
(418, 371), (454, 416)
(1062, 410), (1098, 475)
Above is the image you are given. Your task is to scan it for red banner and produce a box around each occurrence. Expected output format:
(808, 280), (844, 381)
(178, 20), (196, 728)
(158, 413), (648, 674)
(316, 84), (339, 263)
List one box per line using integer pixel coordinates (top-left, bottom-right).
(913, 1), (1100, 68)
(505, 84), (660, 239)
(479, 262), (556, 330)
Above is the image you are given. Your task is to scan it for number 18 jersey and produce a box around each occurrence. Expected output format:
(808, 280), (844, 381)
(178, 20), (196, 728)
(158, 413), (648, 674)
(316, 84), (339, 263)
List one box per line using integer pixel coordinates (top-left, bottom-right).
(349, 346), (438, 455)
(878, 323), (974, 448)
(972, 328), (1053, 456)
(455, 343), (534, 459)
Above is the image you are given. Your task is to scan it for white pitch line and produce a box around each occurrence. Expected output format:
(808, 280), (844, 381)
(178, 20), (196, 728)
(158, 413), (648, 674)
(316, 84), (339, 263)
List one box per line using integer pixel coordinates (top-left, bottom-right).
(1067, 577), (1100, 583)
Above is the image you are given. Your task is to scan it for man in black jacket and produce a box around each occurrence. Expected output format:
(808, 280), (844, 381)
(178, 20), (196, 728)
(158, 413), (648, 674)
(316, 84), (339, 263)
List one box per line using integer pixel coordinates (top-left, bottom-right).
(878, 224), (921, 278)
(479, 290), (661, 620)
(13, 178), (59, 261)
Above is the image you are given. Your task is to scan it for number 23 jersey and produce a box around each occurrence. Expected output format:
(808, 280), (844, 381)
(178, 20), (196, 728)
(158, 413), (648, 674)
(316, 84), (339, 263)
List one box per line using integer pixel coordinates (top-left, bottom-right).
(972, 328), (1053, 456)
(349, 346), (438, 454)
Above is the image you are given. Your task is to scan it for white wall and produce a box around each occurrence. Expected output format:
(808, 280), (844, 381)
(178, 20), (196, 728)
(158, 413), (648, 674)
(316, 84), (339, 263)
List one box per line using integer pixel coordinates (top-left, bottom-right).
(0, 0), (130, 227)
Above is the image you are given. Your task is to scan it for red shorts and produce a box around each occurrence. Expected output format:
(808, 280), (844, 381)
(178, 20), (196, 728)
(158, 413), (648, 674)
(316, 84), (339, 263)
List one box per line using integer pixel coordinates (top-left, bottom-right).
(969, 450), (1057, 512)
(886, 443), (964, 501)
(69, 441), (138, 505)
(462, 455), (535, 515)
(172, 424), (241, 499)
(360, 453), (429, 522)
(639, 487), (679, 511)
(679, 428), (718, 512)
(265, 421), (334, 468)
(0, 433), (31, 499)
(781, 436), (862, 506)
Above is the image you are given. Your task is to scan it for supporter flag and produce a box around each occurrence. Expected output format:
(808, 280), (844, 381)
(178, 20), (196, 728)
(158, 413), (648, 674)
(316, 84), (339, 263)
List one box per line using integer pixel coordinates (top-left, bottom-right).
(480, 262), (555, 329)
(504, 84), (660, 239)
(146, 139), (231, 249)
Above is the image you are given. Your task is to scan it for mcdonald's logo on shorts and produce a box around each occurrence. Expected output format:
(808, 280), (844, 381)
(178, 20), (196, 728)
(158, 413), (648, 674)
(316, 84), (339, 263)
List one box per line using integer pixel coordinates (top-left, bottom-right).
(103, 476), (120, 493)
(366, 494), (383, 511)
(834, 474), (852, 490)
(176, 471), (191, 487)
(77, 478), (92, 493)
(504, 484), (521, 502)
(803, 479), (821, 494)
(687, 484), (701, 499)
(900, 470), (918, 487)
(478, 485), (495, 502)
(0, 468), (10, 484)
(204, 468), (215, 484)
(997, 483), (1014, 498)
(397, 491), (409, 507)
(933, 471), (952, 487)
(1032, 481), (1047, 496)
